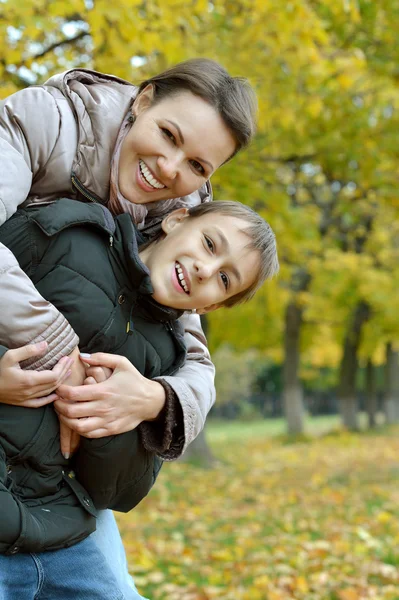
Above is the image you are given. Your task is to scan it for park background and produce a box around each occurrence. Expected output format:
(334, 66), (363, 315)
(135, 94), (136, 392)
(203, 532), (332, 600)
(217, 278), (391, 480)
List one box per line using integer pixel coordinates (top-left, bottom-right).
(2, 1), (399, 598)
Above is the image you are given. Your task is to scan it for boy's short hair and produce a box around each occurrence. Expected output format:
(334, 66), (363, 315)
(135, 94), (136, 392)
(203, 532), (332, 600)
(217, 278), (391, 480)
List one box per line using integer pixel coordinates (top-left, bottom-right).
(187, 201), (279, 308)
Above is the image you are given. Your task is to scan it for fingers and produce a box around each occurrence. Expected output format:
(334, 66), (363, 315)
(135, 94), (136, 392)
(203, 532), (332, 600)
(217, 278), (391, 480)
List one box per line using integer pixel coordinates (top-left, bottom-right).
(17, 393), (59, 408)
(59, 421), (73, 458)
(70, 431), (81, 454)
(55, 398), (102, 419)
(15, 359), (73, 399)
(57, 413), (107, 436)
(56, 382), (105, 403)
(79, 352), (129, 371)
(84, 376), (97, 385)
(51, 356), (76, 386)
(2, 341), (48, 366)
(85, 366), (110, 384)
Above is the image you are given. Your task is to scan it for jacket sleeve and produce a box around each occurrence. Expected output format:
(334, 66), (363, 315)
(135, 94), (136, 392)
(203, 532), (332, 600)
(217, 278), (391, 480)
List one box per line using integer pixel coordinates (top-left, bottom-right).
(0, 88), (79, 369)
(153, 313), (216, 459)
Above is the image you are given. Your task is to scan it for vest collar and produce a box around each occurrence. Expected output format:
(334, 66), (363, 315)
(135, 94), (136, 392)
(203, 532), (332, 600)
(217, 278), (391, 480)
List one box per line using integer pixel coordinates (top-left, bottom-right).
(114, 214), (184, 323)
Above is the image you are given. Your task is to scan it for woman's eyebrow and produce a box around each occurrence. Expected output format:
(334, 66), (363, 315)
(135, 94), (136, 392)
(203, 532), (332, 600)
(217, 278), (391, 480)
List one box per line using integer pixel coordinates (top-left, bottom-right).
(164, 119), (214, 171)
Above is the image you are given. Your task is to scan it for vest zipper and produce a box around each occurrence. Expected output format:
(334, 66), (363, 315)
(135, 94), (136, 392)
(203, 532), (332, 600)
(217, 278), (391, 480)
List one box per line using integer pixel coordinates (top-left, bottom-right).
(71, 174), (100, 203)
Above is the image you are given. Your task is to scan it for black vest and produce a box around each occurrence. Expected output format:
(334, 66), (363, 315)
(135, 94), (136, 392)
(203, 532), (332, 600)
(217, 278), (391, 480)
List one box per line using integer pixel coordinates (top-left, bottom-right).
(0, 199), (186, 553)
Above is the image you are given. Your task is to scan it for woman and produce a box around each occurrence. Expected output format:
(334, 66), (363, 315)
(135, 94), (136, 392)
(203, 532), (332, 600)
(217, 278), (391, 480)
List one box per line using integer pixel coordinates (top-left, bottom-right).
(0, 58), (257, 598)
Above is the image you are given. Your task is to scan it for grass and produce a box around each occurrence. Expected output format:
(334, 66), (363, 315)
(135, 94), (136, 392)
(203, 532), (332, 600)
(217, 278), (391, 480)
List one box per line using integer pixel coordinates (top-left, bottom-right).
(206, 414), (341, 445)
(116, 419), (399, 600)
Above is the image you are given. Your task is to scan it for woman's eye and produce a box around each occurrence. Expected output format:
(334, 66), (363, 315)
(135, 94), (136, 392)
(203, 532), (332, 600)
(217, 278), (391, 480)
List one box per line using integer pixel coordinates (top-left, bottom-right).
(161, 128), (176, 144)
(204, 235), (214, 252)
(190, 160), (205, 175)
(220, 272), (229, 290)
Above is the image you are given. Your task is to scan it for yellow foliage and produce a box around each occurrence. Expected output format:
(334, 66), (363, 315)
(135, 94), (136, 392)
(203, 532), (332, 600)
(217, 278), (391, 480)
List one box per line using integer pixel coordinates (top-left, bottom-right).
(116, 426), (399, 599)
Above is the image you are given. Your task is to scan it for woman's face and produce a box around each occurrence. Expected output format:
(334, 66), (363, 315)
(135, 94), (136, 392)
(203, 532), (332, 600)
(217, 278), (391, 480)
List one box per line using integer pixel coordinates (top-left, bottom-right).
(118, 87), (236, 204)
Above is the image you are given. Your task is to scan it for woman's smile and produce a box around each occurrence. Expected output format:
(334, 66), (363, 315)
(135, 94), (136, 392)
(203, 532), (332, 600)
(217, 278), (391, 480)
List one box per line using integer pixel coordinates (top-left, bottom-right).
(137, 160), (166, 191)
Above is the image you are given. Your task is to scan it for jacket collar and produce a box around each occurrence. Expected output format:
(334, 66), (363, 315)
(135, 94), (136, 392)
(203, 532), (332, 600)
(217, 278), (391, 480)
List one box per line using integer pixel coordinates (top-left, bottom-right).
(30, 198), (184, 324)
(113, 214), (184, 323)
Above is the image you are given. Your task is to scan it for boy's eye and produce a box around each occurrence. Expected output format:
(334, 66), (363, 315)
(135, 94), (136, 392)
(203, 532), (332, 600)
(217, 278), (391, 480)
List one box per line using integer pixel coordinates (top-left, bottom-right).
(204, 235), (214, 252)
(161, 128), (176, 144)
(189, 159), (205, 176)
(220, 272), (229, 291)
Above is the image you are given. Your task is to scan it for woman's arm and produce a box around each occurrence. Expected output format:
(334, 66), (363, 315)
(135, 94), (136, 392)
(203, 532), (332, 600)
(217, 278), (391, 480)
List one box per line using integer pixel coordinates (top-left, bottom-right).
(0, 86), (79, 371)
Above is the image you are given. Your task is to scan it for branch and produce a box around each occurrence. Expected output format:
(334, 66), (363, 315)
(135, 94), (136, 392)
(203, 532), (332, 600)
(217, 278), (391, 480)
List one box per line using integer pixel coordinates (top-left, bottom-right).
(33, 31), (90, 60)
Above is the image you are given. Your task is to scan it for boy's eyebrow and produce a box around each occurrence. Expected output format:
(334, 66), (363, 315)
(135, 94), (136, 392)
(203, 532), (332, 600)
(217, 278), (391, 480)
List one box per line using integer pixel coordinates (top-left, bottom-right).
(164, 119), (214, 171)
(213, 227), (242, 285)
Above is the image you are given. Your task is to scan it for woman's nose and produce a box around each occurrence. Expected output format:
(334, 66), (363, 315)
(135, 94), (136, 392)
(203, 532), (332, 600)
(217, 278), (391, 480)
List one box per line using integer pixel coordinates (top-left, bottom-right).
(157, 153), (181, 180)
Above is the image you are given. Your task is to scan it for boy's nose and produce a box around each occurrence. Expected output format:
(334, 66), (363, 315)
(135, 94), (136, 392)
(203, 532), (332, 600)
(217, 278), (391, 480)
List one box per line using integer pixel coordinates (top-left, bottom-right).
(195, 261), (214, 281)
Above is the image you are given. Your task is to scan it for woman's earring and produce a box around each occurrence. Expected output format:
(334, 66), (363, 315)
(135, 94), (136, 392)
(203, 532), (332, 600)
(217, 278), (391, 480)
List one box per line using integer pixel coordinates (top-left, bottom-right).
(128, 113), (136, 124)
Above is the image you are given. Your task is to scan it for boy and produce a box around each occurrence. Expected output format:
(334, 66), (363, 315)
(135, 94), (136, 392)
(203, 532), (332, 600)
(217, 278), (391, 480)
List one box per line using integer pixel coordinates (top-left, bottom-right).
(0, 198), (278, 597)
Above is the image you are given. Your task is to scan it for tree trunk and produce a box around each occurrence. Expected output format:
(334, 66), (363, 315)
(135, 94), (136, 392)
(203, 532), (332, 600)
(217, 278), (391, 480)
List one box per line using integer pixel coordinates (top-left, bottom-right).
(338, 301), (370, 431)
(365, 359), (377, 429)
(384, 344), (399, 424)
(283, 300), (304, 434)
(180, 429), (215, 467)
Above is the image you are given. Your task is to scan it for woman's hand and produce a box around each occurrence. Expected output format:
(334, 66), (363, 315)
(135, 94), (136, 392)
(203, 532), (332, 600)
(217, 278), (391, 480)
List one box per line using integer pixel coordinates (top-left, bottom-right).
(54, 353), (166, 438)
(0, 342), (73, 407)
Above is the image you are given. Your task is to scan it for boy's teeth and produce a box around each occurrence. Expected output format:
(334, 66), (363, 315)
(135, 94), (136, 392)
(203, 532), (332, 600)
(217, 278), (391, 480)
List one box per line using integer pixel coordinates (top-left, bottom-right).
(175, 262), (189, 293)
(139, 160), (165, 189)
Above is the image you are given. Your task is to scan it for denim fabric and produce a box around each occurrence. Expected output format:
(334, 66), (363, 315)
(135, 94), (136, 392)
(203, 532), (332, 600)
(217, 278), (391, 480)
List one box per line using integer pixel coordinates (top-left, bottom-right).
(91, 510), (149, 600)
(0, 536), (124, 599)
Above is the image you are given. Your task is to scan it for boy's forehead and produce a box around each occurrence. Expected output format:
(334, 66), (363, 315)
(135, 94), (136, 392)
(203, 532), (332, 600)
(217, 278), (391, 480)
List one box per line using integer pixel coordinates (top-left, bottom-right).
(195, 212), (246, 231)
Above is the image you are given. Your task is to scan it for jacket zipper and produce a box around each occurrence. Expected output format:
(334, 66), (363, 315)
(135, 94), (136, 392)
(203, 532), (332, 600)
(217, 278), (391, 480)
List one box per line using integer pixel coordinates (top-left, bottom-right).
(71, 174), (100, 203)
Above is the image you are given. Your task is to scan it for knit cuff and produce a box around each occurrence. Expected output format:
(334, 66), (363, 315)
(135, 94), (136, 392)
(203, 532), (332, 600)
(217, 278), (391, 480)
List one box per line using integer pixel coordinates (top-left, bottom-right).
(139, 380), (185, 460)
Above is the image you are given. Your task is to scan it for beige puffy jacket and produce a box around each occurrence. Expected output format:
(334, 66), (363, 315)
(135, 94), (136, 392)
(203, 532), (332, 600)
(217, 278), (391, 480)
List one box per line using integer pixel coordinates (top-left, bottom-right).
(0, 69), (215, 455)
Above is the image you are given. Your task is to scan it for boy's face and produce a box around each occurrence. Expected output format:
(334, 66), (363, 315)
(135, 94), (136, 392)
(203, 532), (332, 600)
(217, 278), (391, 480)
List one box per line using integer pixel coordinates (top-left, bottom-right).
(139, 209), (260, 312)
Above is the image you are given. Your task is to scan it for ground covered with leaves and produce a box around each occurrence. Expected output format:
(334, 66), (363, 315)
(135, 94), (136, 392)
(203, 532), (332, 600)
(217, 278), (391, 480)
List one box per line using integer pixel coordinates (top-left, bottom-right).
(116, 423), (399, 600)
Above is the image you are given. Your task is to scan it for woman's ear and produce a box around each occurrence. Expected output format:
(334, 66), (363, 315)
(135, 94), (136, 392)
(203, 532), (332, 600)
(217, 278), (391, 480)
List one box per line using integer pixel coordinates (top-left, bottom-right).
(132, 84), (155, 117)
(161, 208), (189, 234)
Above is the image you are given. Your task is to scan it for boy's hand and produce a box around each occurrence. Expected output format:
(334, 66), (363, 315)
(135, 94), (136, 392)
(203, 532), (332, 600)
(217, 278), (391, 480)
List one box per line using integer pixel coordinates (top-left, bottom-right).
(82, 357), (113, 385)
(0, 343), (73, 407)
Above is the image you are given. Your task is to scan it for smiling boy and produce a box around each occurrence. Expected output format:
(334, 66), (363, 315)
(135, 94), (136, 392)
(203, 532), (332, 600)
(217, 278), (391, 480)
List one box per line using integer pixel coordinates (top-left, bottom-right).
(0, 198), (278, 595)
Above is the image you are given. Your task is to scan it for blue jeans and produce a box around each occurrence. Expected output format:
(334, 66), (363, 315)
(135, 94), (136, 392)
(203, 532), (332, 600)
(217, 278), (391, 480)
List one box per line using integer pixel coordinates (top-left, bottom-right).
(0, 536), (124, 600)
(91, 510), (148, 600)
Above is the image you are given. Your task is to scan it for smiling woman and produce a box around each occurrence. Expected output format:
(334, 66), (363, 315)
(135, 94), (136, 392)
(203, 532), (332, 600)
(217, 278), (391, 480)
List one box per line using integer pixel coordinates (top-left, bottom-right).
(118, 90), (236, 205)
(0, 58), (258, 600)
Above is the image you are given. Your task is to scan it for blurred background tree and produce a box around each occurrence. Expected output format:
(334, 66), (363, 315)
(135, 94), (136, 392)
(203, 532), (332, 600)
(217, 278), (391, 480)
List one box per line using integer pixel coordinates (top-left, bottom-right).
(2, 0), (398, 439)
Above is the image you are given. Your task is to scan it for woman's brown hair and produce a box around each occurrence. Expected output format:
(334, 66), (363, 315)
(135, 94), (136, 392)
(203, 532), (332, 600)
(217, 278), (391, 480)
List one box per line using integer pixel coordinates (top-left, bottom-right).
(138, 58), (257, 159)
